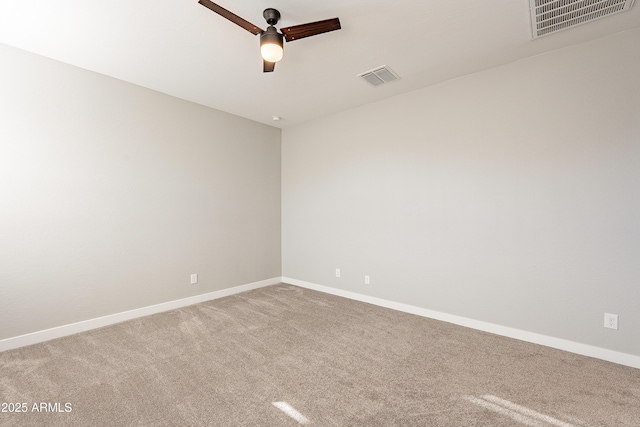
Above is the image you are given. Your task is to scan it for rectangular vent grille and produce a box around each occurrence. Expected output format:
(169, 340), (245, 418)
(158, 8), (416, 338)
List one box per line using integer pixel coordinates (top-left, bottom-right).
(530, 0), (635, 38)
(358, 66), (400, 87)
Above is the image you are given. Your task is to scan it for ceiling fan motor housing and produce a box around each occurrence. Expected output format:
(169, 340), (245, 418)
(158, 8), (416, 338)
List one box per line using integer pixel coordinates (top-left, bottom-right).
(261, 26), (284, 45)
(263, 8), (281, 26)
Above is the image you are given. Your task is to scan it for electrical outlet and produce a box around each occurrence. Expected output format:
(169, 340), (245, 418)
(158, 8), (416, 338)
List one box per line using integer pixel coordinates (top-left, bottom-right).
(364, 275), (370, 285)
(190, 273), (198, 285)
(335, 269), (341, 278)
(604, 313), (618, 330)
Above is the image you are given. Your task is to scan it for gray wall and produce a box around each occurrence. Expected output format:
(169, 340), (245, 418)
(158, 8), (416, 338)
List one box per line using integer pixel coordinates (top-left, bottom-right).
(0, 43), (281, 340)
(282, 28), (640, 356)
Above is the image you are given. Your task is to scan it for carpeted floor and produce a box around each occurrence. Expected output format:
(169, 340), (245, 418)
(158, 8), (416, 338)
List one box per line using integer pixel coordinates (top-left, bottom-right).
(1, 284), (639, 426)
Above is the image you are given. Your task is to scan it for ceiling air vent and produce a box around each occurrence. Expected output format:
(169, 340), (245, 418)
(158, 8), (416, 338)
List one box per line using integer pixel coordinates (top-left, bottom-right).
(358, 65), (400, 87)
(530, 0), (635, 38)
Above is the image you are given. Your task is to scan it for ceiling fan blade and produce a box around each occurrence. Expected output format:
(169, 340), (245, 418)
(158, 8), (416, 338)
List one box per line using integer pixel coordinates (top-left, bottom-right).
(198, 0), (264, 35)
(281, 17), (341, 42)
(263, 60), (276, 73)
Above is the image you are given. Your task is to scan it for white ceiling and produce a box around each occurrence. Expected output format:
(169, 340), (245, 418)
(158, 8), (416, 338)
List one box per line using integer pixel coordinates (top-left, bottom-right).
(1, 1), (639, 128)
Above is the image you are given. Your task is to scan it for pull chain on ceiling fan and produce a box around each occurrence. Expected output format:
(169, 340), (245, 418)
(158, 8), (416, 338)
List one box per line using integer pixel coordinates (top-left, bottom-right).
(198, 0), (341, 73)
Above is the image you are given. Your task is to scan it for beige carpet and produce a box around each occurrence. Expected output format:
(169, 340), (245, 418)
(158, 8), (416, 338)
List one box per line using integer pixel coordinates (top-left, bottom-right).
(1, 284), (638, 426)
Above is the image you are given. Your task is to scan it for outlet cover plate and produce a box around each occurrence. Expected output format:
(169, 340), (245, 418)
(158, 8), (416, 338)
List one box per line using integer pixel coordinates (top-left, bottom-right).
(604, 313), (618, 330)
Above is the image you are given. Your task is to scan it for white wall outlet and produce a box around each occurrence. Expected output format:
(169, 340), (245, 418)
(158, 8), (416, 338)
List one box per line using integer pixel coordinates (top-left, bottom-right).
(190, 273), (198, 285)
(335, 269), (341, 278)
(364, 275), (370, 285)
(604, 313), (618, 330)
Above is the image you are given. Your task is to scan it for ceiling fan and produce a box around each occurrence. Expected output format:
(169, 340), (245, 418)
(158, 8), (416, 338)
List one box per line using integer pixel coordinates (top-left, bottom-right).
(198, 0), (341, 72)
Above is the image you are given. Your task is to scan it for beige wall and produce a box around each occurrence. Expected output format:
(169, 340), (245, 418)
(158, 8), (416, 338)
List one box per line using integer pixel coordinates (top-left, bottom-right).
(0, 43), (281, 340)
(282, 28), (640, 357)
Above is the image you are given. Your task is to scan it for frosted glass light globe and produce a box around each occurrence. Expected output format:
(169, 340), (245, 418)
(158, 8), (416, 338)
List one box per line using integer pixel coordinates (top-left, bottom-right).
(261, 43), (283, 63)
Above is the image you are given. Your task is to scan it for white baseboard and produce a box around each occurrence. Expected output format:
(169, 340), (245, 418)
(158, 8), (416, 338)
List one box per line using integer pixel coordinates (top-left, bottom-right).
(282, 277), (640, 370)
(0, 277), (282, 353)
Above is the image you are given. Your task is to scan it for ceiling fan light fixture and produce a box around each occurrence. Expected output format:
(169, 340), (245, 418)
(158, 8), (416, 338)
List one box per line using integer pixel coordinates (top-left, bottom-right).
(198, 2), (341, 72)
(260, 26), (284, 63)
